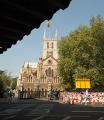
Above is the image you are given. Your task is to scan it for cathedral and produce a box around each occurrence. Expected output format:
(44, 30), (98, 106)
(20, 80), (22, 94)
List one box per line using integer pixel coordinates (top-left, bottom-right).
(16, 30), (62, 92)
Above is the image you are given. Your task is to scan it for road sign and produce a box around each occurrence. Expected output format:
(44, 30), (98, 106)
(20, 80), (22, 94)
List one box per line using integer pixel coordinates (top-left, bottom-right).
(75, 78), (90, 89)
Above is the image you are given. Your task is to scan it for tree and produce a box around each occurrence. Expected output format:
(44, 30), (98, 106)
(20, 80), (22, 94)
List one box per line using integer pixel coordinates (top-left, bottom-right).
(11, 78), (17, 90)
(0, 71), (12, 97)
(58, 16), (104, 91)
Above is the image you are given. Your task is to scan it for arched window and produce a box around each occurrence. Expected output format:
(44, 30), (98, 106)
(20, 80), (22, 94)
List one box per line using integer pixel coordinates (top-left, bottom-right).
(45, 68), (54, 77)
(52, 42), (54, 48)
(52, 69), (54, 77)
(45, 69), (48, 76)
(48, 67), (51, 77)
(47, 42), (49, 48)
(27, 76), (29, 82)
(27, 75), (32, 82)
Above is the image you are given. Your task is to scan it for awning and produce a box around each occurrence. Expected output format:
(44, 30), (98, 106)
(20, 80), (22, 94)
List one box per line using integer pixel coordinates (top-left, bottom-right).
(0, 0), (72, 54)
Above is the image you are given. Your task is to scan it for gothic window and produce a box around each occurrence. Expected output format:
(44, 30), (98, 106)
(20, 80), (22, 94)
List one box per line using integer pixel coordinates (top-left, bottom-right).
(29, 75), (31, 82)
(52, 42), (54, 48)
(56, 75), (57, 83)
(45, 68), (54, 77)
(34, 71), (37, 77)
(45, 69), (48, 76)
(27, 76), (29, 82)
(42, 75), (44, 83)
(47, 42), (49, 48)
(52, 69), (54, 77)
(27, 75), (32, 82)
(48, 67), (51, 77)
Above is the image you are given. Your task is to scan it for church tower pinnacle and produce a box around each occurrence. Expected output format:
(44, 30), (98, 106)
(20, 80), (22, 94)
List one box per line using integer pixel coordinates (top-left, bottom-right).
(43, 29), (46, 39)
(42, 20), (58, 60)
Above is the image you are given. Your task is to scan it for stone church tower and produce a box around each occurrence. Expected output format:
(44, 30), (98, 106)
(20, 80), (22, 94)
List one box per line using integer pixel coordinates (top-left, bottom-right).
(17, 30), (61, 91)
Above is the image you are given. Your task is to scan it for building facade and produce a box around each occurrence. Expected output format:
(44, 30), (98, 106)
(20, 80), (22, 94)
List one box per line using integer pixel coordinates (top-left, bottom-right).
(16, 32), (61, 92)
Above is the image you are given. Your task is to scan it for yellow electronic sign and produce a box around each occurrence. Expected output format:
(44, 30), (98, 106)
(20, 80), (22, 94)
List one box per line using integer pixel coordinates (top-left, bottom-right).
(75, 79), (90, 89)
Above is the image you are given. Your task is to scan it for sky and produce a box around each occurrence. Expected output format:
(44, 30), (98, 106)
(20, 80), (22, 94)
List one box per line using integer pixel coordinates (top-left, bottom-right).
(0, 0), (104, 77)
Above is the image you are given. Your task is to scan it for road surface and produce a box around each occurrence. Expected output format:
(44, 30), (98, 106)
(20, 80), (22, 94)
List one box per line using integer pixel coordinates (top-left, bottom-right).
(0, 100), (104, 120)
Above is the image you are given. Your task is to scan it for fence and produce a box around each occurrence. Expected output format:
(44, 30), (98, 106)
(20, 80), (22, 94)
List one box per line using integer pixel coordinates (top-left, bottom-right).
(59, 92), (104, 105)
(18, 90), (48, 99)
(14, 90), (104, 105)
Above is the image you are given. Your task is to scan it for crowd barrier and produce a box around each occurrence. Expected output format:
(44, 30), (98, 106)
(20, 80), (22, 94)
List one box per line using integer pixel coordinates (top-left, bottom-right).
(59, 92), (104, 105)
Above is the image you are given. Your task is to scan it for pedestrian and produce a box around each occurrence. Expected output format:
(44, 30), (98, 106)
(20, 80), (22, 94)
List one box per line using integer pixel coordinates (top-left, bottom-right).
(48, 90), (51, 101)
(12, 89), (18, 103)
(8, 90), (13, 104)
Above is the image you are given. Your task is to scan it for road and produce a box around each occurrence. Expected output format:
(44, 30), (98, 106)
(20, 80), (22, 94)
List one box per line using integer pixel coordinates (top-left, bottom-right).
(0, 100), (104, 120)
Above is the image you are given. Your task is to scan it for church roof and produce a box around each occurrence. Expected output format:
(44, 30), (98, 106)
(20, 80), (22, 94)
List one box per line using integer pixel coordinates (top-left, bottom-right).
(0, 0), (72, 54)
(42, 55), (58, 62)
(24, 62), (37, 68)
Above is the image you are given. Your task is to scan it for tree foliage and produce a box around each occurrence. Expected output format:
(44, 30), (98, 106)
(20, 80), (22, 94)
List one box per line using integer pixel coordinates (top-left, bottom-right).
(58, 16), (104, 91)
(0, 71), (12, 97)
(11, 78), (17, 90)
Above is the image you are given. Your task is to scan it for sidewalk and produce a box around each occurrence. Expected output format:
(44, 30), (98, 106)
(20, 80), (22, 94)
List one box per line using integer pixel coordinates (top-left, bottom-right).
(0, 98), (104, 107)
(0, 97), (48, 104)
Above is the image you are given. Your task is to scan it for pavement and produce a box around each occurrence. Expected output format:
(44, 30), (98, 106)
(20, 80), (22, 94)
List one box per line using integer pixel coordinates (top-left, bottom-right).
(0, 97), (104, 107)
(0, 97), (49, 104)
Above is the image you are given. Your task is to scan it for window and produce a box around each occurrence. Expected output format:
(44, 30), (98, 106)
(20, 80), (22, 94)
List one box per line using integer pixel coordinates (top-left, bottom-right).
(27, 76), (29, 82)
(48, 67), (51, 77)
(52, 42), (54, 48)
(52, 69), (54, 77)
(48, 60), (52, 65)
(45, 69), (48, 76)
(47, 42), (49, 48)
(45, 68), (54, 77)
(27, 75), (32, 82)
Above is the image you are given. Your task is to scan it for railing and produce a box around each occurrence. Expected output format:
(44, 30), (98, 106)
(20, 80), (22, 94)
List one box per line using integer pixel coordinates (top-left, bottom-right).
(18, 90), (48, 99)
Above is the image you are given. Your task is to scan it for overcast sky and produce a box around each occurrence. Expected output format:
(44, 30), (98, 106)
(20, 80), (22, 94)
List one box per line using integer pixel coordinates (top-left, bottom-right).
(0, 0), (104, 77)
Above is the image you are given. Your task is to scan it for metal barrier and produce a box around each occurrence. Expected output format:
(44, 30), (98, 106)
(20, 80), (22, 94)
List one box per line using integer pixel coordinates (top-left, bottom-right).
(18, 90), (48, 99)
(59, 92), (104, 105)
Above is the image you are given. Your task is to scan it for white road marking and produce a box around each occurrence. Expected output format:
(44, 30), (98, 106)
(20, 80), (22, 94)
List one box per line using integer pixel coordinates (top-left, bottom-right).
(72, 111), (104, 113)
(3, 109), (21, 113)
(71, 115), (89, 118)
(32, 116), (45, 120)
(26, 104), (53, 116)
(62, 116), (71, 120)
(62, 115), (89, 120)
(2, 115), (16, 120)
(98, 117), (104, 120)
(0, 113), (14, 115)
